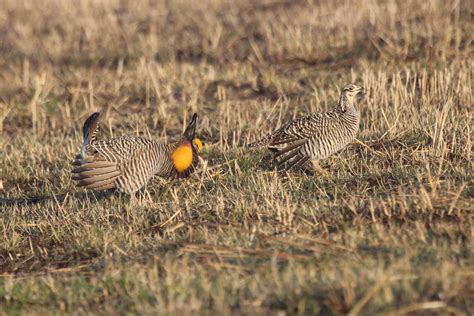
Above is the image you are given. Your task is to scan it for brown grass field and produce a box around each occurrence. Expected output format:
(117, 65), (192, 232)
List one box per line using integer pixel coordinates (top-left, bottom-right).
(0, 0), (473, 314)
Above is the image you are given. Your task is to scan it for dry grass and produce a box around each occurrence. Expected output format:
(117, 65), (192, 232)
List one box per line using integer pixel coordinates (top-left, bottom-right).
(0, 0), (473, 314)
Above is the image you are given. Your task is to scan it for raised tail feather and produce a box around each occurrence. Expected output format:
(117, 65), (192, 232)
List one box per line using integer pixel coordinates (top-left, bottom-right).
(72, 114), (120, 191)
(80, 112), (101, 159)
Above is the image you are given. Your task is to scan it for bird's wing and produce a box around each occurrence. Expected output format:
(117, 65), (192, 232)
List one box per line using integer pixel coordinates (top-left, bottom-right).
(268, 113), (334, 169)
(269, 112), (332, 146)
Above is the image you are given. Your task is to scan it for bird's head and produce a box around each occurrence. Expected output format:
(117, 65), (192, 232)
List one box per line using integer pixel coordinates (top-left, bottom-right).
(171, 113), (202, 175)
(184, 113), (203, 153)
(342, 84), (364, 101)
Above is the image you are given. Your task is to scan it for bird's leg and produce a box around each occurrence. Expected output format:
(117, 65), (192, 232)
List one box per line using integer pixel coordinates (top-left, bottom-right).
(130, 191), (152, 207)
(311, 160), (329, 175)
(128, 193), (139, 208)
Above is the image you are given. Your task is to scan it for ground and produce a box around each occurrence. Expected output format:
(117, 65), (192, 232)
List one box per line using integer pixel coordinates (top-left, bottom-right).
(0, 0), (473, 314)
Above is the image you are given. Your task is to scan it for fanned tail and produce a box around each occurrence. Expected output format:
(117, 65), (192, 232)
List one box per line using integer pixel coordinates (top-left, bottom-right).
(71, 157), (120, 191)
(271, 139), (307, 170)
(72, 112), (119, 191)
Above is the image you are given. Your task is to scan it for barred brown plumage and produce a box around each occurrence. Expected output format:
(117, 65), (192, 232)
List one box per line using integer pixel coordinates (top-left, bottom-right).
(71, 113), (201, 194)
(248, 84), (363, 173)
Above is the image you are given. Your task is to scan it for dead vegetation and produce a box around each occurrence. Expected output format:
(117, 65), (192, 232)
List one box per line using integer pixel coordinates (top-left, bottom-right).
(0, 0), (473, 314)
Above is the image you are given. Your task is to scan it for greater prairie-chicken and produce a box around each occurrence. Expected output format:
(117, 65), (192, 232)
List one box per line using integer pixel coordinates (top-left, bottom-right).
(248, 84), (363, 173)
(72, 112), (202, 194)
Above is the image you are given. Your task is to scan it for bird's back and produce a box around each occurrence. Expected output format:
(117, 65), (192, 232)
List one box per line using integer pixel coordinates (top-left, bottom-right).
(91, 136), (174, 193)
(299, 109), (359, 160)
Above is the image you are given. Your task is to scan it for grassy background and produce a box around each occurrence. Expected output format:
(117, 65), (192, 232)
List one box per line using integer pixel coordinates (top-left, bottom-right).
(0, 0), (472, 314)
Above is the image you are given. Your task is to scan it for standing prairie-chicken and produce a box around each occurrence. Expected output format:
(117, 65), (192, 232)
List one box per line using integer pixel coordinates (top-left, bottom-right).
(248, 84), (363, 173)
(72, 112), (202, 194)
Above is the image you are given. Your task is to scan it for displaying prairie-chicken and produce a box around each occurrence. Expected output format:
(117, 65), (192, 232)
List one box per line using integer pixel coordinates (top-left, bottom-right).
(248, 84), (363, 172)
(72, 112), (202, 194)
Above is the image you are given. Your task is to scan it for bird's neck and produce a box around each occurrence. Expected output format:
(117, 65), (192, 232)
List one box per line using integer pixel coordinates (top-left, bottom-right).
(338, 94), (355, 113)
